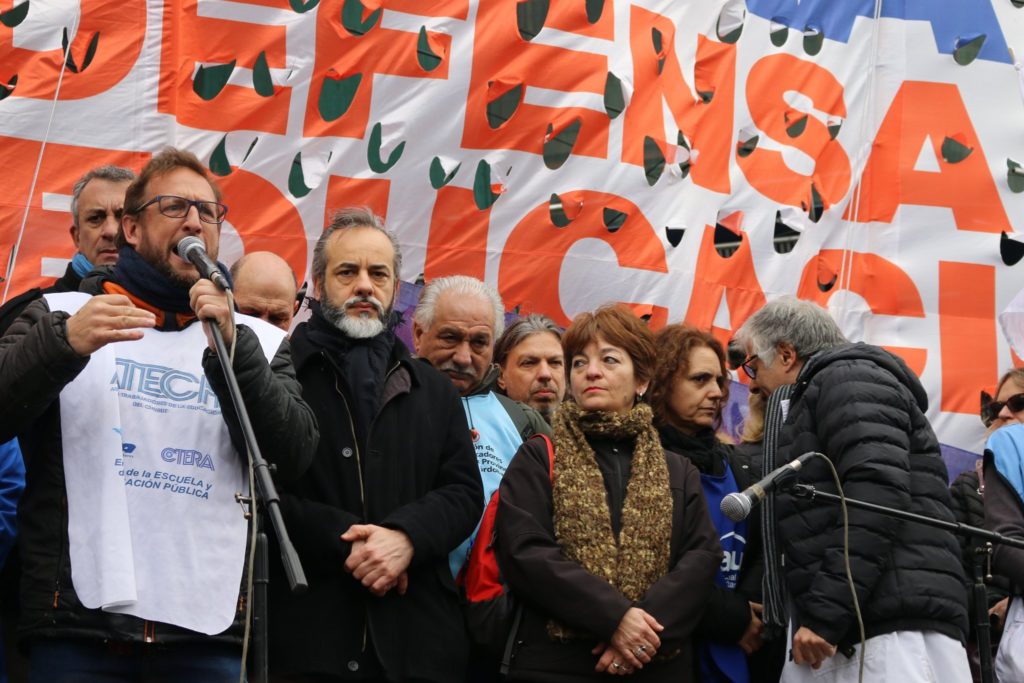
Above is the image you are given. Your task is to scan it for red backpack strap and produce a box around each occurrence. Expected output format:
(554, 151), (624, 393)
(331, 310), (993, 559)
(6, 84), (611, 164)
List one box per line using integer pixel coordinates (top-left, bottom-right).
(461, 434), (555, 602)
(530, 433), (555, 483)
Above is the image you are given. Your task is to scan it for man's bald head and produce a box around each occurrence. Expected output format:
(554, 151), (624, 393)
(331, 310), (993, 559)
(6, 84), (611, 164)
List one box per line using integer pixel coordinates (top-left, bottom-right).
(230, 251), (300, 331)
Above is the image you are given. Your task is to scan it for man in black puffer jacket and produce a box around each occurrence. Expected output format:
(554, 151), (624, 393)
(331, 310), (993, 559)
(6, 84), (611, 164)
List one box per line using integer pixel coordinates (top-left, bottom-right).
(735, 297), (970, 683)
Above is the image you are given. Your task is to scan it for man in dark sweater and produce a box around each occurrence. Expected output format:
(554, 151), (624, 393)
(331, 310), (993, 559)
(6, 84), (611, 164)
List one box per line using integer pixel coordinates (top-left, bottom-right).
(735, 297), (970, 682)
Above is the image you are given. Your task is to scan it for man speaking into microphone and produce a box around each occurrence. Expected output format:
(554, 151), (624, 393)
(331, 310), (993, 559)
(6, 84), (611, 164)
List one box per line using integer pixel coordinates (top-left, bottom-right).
(733, 297), (969, 683)
(0, 148), (317, 681)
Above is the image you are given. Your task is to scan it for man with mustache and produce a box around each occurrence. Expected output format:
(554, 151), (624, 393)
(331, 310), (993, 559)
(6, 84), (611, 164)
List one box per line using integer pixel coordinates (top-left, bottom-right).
(493, 313), (566, 425)
(270, 208), (483, 683)
(0, 148), (317, 681)
(412, 276), (551, 581)
(411, 277), (550, 679)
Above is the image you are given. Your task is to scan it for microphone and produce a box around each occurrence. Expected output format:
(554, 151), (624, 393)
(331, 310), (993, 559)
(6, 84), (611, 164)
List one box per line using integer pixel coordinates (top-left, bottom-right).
(176, 236), (231, 291)
(720, 452), (817, 522)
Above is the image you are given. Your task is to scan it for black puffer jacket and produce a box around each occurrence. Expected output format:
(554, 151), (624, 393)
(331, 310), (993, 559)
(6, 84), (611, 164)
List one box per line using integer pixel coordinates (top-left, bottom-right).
(775, 343), (968, 647)
(0, 283), (317, 648)
(950, 468), (1011, 611)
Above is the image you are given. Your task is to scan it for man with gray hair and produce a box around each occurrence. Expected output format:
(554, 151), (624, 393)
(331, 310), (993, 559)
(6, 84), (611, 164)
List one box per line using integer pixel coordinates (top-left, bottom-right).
(272, 208), (483, 682)
(0, 164), (135, 334)
(412, 276), (550, 579)
(734, 297), (969, 682)
(494, 313), (565, 424)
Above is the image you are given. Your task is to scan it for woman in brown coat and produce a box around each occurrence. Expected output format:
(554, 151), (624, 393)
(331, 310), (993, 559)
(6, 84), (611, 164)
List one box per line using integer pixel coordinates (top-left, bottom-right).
(495, 305), (721, 682)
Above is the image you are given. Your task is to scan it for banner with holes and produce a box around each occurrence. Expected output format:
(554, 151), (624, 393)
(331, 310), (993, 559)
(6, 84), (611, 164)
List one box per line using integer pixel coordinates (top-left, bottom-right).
(1, 0), (1023, 455)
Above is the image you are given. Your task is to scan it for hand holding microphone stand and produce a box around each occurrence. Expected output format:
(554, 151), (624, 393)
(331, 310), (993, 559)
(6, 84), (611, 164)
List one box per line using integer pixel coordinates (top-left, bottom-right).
(179, 237), (307, 683)
(723, 452), (1024, 683)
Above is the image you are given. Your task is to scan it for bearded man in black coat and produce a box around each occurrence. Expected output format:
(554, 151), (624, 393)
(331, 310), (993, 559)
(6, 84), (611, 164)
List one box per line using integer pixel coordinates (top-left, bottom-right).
(269, 208), (483, 683)
(734, 297), (969, 683)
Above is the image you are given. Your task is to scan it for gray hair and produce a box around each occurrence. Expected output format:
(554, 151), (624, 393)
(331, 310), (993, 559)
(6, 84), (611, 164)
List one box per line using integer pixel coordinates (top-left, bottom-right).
(414, 275), (505, 338)
(70, 165), (136, 227)
(735, 296), (846, 368)
(312, 207), (402, 286)
(494, 313), (562, 367)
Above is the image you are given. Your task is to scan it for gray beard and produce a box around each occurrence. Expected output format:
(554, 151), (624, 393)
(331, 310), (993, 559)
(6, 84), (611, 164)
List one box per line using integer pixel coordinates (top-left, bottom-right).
(322, 296), (387, 339)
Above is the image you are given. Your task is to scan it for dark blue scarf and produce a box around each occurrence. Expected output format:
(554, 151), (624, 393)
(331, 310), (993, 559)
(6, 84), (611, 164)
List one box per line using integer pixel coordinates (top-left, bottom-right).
(111, 246), (232, 315)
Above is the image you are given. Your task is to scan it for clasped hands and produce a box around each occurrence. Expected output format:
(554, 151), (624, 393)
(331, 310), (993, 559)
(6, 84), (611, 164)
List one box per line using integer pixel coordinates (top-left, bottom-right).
(592, 607), (664, 676)
(342, 524), (413, 597)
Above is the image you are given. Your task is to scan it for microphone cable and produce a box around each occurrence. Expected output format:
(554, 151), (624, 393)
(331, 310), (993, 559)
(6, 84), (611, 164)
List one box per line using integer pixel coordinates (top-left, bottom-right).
(805, 451), (866, 683)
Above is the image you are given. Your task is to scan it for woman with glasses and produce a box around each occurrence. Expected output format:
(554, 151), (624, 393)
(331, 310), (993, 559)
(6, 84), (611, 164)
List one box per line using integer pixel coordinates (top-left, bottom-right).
(982, 369), (1024, 681)
(983, 368), (1024, 433)
(946, 369), (1024, 682)
(495, 305), (721, 681)
(648, 325), (766, 683)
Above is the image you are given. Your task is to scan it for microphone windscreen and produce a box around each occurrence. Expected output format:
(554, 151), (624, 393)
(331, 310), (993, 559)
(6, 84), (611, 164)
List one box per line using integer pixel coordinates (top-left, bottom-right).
(720, 492), (751, 522)
(176, 236), (204, 259)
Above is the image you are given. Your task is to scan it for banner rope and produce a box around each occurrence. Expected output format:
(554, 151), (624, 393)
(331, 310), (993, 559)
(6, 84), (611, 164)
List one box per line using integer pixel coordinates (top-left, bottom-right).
(2, 12), (79, 304)
(837, 0), (886, 302)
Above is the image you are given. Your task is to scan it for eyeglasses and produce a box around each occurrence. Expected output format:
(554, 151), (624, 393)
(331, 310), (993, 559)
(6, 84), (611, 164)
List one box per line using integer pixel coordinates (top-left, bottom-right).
(982, 392), (1024, 427)
(740, 354), (758, 380)
(132, 195), (228, 225)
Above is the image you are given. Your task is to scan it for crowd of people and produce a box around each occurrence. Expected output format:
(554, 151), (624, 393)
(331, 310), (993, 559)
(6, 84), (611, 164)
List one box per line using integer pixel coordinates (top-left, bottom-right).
(0, 149), (1021, 683)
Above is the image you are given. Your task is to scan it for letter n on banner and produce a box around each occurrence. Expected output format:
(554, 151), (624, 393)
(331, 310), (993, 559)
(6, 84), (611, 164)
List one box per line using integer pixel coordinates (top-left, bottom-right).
(624, 6), (734, 194)
(683, 225), (765, 347)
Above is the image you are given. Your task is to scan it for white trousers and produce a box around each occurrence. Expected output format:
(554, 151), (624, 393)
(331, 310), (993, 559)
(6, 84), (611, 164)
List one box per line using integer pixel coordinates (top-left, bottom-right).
(780, 630), (971, 683)
(997, 597), (1024, 682)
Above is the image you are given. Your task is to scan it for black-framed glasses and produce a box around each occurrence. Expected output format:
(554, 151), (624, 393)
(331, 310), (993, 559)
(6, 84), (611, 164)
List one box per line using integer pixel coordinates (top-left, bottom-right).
(132, 195), (228, 225)
(740, 354), (758, 380)
(983, 392), (1024, 427)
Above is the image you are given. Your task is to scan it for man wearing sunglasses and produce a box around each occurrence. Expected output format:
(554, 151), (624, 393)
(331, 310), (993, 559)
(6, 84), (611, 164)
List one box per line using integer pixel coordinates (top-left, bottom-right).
(734, 297), (970, 683)
(0, 148), (317, 681)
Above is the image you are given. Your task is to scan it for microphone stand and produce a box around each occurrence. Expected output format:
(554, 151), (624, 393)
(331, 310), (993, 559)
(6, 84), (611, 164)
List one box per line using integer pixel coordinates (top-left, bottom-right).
(789, 483), (1024, 683)
(207, 318), (308, 683)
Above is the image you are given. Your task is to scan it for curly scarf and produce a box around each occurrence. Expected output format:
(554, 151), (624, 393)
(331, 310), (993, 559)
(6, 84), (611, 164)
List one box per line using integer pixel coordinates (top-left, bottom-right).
(548, 401), (673, 640)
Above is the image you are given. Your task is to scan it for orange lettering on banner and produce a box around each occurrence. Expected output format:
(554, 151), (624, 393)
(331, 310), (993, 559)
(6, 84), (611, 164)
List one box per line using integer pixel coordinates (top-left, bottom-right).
(498, 191), (667, 326)
(304, 2), (453, 140)
(738, 54), (850, 211)
(0, 0), (145, 99)
(623, 7), (734, 194)
(683, 226), (766, 347)
(845, 81), (1010, 233)
(461, 0), (609, 158)
(796, 250), (927, 375)
(324, 176), (391, 230)
(0, 137), (147, 300)
(157, 0), (290, 134)
(424, 187), (489, 281)
(939, 262), (997, 413)
(219, 169), (309, 283)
